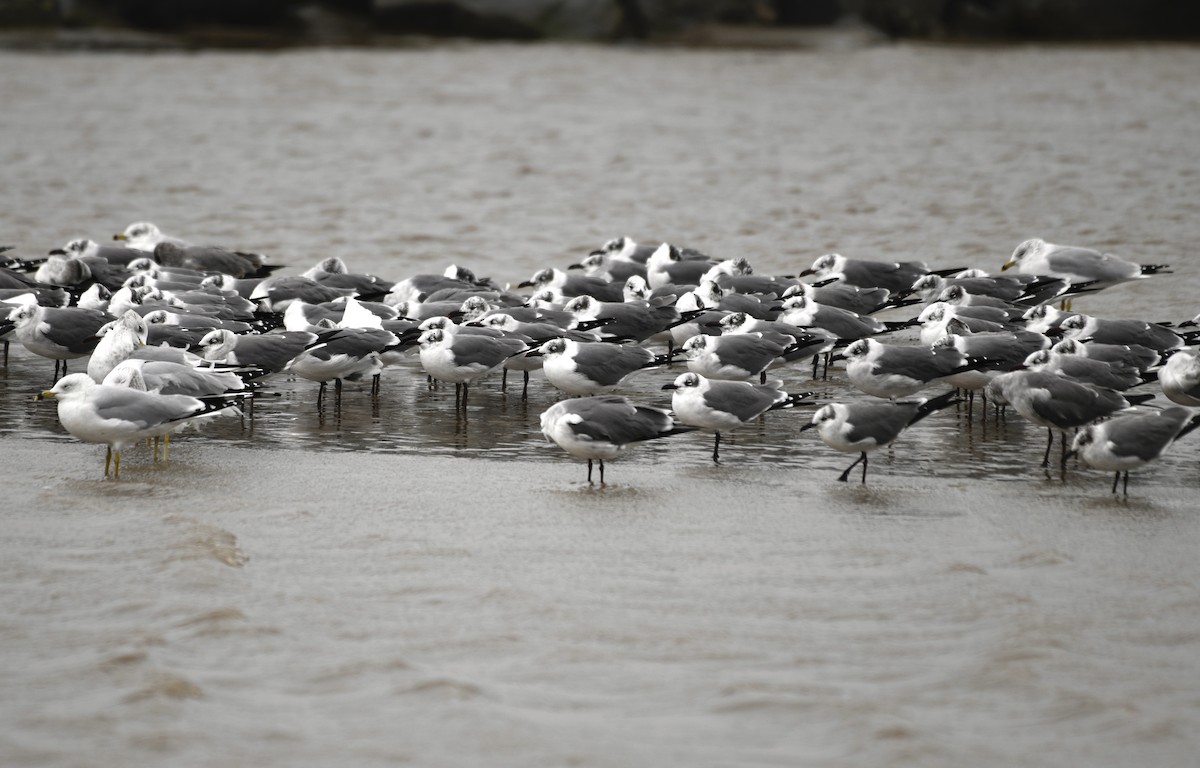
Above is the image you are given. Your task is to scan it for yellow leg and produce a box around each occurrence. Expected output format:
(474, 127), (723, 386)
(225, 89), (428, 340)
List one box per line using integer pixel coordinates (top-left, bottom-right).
(163, 433), (170, 463)
(113, 450), (121, 479)
(104, 445), (112, 476)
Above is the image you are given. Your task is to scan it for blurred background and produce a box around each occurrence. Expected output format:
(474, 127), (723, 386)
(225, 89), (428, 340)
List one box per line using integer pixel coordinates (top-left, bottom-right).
(2, 0), (1199, 49)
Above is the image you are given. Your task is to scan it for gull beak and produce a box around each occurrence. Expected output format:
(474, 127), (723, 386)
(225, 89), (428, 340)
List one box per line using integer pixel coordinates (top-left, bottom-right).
(113, 233), (127, 241)
(1000, 260), (1015, 271)
(661, 383), (679, 390)
(799, 421), (817, 431)
(36, 390), (55, 401)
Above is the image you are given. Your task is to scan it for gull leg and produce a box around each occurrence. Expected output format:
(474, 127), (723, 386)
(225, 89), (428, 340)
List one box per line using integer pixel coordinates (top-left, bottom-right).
(838, 452), (866, 483)
(599, 459), (606, 484)
(105, 445), (112, 476)
(586, 459), (594, 483)
(712, 432), (721, 463)
(1041, 428), (1053, 467)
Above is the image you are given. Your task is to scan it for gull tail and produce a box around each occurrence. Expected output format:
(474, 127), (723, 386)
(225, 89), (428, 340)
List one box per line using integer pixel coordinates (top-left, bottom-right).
(909, 389), (964, 426)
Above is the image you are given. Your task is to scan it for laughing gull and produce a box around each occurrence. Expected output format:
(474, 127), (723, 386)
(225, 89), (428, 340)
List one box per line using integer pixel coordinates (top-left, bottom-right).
(1066, 406), (1200, 494)
(198, 328), (319, 373)
(777, 295), (892, 340)
(781, 280), (896, 316)
(301, 257), (395, 301)
(416, 327), (528, 408)
(562, 294), (683, 343)
(539, 395), (693, 483)
(518, 267), (624, 303)
(526, 338), (665, 396)
(1021, 348), (1146, 391)
(840, 338), (979, 400)
(1160, 348), (1200, 406)
(287, 327), (393, 408)
(802, 390), (961, 483)
(1058, 314), (1187, 353)
(677, 332), (790, 382)
(152, 241), (275, 280)
(663, 372), (814, 462)
(985, 370), (1148, 467)
(1049, 338), (1161, 374)
(7, 302), (114, 380)
(567, 250), (647, 284)
(1002, 238), (1170, 290)
(36, 372), (238, 478)
(645, 243), (720, 289)
(800, 253), (962, 295)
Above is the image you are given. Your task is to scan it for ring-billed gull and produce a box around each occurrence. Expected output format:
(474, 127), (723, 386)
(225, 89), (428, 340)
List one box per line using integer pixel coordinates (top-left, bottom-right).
(1002, 238), (1170, 290)
(36, 373), (238, 478)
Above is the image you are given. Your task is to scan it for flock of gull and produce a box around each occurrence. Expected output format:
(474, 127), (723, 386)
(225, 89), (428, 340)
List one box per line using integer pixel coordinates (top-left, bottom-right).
(3, 222), (1200, 493)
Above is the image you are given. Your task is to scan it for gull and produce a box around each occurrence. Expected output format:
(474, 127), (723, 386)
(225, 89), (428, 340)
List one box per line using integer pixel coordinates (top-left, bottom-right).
(113, 221), (189, 252)
(153, 241), (274, 280)
(52, 237), (148, 267)
(416, 327), (528, 408)
(1021, 348), (1145, 391)
(6, 302), (114, 380)
(677, 332), (790, 382)
(539, 395), (693, 483)
(104, 358), (250, 399)
(645, 243), (720, 289)
(562, 293), (683, 343)
(1049, 338), (1161, 374)
(1159, 348), (1200, 406)
(1066, 407), (1200, 494)
(518, 267), (624, 302)
(985, 370), (1149, 467)
(802, 390), (961, 483)
(286, 327), (392, 408)
(387, 264), (487, 306)
(301, 256), (395, 301)
(663, 372), (814, 462)
(36, 372), (238, 478)
(1003, 238), (1170, 290)
(88, 310), (149, 382)
(781, 280), (897, 316)
(800, 253), (962, 295)
(568, 250), (647, 283)
(198, 328), (319, 373)
(526, 337), (665, 396)
(778, 294), (893, 340)
(1058, 314), (1187, 353)
(840, 338), (978, 400)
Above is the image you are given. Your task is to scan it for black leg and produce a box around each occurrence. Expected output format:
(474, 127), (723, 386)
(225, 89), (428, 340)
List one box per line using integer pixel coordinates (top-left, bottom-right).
(1111, 471), (1120, 494)
(316, 381), (326, 409)
(1041, 428), (1053, 467)
(861, 452), (869, 483)
(599, 459), (605, 484)
(501, 368), (508, 391)
(838, 452), (866, 483)
(522, 371), (530, 400)
(712, 432), (721, 463)
(587, 459), (594, 483)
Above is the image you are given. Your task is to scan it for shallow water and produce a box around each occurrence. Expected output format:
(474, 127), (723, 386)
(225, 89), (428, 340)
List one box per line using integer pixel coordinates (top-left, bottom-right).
(3, 40), (1200, 767)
